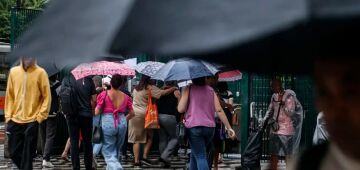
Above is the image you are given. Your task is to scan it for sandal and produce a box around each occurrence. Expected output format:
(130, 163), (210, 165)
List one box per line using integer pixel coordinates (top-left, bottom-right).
(61, 154), (70, 162)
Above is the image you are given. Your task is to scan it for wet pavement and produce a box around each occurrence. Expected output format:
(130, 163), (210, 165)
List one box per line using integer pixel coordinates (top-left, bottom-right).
(0, 123), (285, 170)
(0, 144), (245, 170)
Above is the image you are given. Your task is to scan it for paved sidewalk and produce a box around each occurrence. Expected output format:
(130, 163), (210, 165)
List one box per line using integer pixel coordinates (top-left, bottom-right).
(0, 144), (287, 170)
(0, 145), (244, 170)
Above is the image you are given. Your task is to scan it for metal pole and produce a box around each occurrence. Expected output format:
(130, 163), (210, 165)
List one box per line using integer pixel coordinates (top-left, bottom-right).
(128, 78), (132, 92)
(10, 7), (16, 50)
(16, 0), (21, 7)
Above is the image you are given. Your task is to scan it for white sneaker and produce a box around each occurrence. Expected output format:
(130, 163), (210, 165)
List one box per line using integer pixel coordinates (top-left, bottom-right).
(42, 160), (54, 168)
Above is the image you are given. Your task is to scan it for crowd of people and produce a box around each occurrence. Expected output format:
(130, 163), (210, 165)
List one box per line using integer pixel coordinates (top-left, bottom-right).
(5, 57), (320, 170)
(4, 57), (243, 170)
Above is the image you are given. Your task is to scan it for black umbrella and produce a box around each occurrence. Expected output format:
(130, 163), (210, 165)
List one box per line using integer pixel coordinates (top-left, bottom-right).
(38, 61), (59, 77)
(110, 0), (360, 73)
(8, 0), (360, 73)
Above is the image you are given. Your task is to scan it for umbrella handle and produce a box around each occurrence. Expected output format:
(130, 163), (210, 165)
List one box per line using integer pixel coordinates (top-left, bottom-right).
(250, 102), (255, 118)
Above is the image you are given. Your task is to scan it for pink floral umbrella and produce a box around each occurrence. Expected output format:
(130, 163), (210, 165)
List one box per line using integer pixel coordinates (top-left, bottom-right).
(71, 61), (135, 80)
(218, 70), (242, 82)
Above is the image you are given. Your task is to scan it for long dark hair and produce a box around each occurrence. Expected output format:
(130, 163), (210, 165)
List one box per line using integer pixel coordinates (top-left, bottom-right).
(111, 74), (124, 89)
(217, 82), (229, 93)
(192, 77), (206, 86)
(135, 75), (151, 91)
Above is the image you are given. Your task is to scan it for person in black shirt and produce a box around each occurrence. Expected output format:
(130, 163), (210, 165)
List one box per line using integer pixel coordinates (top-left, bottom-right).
(66, 76), (96, 170)
(217, 82), (234, 126)
(119, 77), (132, 161)
(40, 75), (61, 168)
(156, 81), (180, 168)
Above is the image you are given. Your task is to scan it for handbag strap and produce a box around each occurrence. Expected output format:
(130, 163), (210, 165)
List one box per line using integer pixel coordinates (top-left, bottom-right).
(99, 91), (108, 126)
(275, 104), (281, 123)
(275, 92), (284, 123)
(148, 87), (153, 104)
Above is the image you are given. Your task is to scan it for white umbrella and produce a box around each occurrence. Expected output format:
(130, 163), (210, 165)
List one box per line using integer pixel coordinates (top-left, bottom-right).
(135, 61), (165, 77)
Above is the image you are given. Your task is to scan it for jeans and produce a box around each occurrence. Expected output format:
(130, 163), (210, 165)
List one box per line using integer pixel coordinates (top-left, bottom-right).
(93, 144), (103, 156)
(93, 115), (102, 156)
(7, 121), (39, 170)
(158, 114), (178, 162)
(120, 125), (129, 157)
(187, 126), (215, 170)
(40, 116), (57, 161)
(101, 113), (127, 170)
(67, 115), (93, 170)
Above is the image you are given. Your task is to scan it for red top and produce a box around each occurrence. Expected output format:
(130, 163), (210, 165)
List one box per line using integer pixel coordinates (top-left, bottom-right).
(96, 91), (133, 128)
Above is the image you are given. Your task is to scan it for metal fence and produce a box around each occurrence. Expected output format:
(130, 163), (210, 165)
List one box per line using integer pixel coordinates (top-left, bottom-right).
(10, 7), (42, 49)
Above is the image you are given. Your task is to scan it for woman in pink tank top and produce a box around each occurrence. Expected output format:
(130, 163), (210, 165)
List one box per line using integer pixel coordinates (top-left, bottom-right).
(178, 77), (236, 170)
(94, 74), (135, 170)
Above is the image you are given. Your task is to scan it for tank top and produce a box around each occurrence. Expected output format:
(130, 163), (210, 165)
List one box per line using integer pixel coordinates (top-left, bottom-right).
(185, 85), (216, 128)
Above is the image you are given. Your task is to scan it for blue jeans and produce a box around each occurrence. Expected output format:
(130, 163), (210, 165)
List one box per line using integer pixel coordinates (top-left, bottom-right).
(93, 143), (102, 156)
(101, 113), (127, 170)
(187, 126), (215, 170)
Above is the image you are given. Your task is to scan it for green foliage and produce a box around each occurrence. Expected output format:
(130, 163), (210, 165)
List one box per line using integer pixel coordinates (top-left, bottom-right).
(0, 0), (47, 43)
(23, 0), (47, 9)
(0, 0), (16, 42)
(0, 0), (16, 10)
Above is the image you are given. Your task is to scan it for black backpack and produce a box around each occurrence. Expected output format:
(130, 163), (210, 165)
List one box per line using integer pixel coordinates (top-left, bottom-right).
(59, 75), (79, 116)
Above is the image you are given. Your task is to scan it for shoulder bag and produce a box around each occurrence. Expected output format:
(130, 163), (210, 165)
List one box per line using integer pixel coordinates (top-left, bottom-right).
(176, 86), (190, 146)
(144, 87), (160, 129)
(93, 91), (107, 144)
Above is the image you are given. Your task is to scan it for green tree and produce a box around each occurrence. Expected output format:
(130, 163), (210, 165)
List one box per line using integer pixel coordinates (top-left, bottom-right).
(0, 0), (16, 42)
(0, 0), (47, 43)
(23, 0), (47, 9)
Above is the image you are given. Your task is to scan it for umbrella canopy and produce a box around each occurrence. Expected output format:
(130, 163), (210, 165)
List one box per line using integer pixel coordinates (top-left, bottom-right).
(7, 0), (360, 73)
(218, 70), (242, 82)
(110, 0), (360, 73)
(71, 61), (135, 80)
(152, 58), (219, 81)
(40, 62), (59, 78)
(7, 0), (133, 69)
(135, 61), (165, 77)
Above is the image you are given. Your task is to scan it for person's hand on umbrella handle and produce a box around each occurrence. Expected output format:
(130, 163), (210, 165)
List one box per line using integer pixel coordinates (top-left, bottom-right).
(174, 90), (181, 99)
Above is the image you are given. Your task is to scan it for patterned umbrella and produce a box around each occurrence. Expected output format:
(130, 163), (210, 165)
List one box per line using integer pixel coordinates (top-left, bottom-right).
(71, 61), (135, 80)
(218, 70), (242, 82)
(135, 61), (165, 77)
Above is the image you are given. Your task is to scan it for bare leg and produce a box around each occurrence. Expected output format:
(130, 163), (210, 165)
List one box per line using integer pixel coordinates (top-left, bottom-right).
(133, 143), (140, 163)
(213, 151), (220, 170)
(61, 138), (71, 161)
(143, 130), (153, 159)
(218, 153), (223, 163)
(270, 155), (279, 170)
(285, 155), (292, 168)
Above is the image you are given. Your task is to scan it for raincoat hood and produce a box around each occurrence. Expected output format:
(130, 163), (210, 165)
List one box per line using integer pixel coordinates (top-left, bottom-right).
(285, 89), (296, 97)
